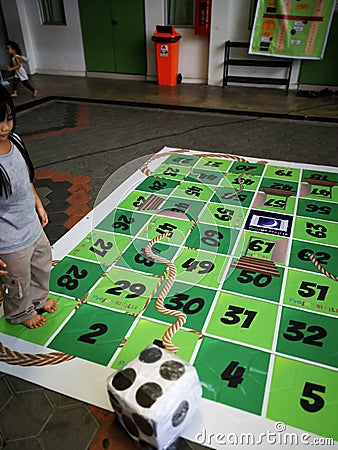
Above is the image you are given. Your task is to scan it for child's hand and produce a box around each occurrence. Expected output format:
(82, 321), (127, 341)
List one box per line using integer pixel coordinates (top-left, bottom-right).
(36, 206), (49, 228)
(5, 65), (12, 71)
(0, 259), (7, 276)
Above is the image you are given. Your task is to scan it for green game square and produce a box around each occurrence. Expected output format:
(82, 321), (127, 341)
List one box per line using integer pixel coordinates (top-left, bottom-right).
(174, 248), (228, 288)
(194, 337), (270, 415)
(234, 231), (288, 266)
(49, 257), (104, 299)
(228, 161), (265, 177)
(194, 157), (233, 172)
(86, 266), (161, 315)
(253, 194), (296, 216)
(221, 173), (260, 191)
(267, 356), (338, 441)
(301, 184), (338, 203)
(211, 188), (254, 208)
(222, 261), (284, 303)
(135, 176), (180, 195)
(0, 294), (75, 346)
(264, 165), (300, 182)
(293, 217), (338, 247)
(138, 215), (193, 246)
(115, 238), (179, 276)
(173, 181), (214, 202)
(185, 169), (224, 185)
(277, 307), (338, 368)
(289, 240), (338, 277)
(199, 203), (247, 229)
(164, 153), (200, 167)
(143, 281), (217, 331)
(96, 208), (151, 237)
(152, 163), (191, 180)
(111, 318), (200, 369)
(301, 169), (338, 184)
(49, 304), (135, 366)
(206, 292), (278, 350)
(68, 230), (132, 266)
(297, 198), (338, 222)
(117, 191), (165, 212)
(283, 269), (338, 318)
(259, 177), (298, 193)
(184, 223), (239, 256)
(161, 196), (205, 221)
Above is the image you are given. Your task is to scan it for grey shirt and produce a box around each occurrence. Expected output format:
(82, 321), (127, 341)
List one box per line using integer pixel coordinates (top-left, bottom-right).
(0, 142), (41, 253)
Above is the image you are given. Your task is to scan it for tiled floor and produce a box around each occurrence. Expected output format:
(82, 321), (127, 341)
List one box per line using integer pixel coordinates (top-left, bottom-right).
(0, 75), (337, 450)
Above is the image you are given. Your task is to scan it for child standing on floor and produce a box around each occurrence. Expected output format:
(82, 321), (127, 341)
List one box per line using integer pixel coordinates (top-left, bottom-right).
(0, 84), (56, 328)
(5, 40), (37, 98)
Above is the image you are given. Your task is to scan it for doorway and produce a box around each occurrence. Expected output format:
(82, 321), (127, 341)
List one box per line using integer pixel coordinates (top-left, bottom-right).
(78, 0), (146, 75)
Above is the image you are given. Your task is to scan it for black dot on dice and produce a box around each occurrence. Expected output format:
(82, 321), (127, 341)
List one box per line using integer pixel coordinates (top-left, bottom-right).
(138, 440), (157, 450)
(139, 346), (162, 363)
(132, 413), (154, 436)
(121, 414), (139, 438)
(107, 390), (122, 413)
(136, 382), (163, 408)
(112, 368), (136, 391)
(160, 360), (185, 381)
(172, 400), (189, 428)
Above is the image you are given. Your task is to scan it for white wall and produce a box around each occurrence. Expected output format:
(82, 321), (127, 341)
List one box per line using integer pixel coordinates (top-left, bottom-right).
(144, 0), (165, 80)
(4, 0), (86, 76)
(208, 0), (252, 86)
(0, 3), (9, 67)
(175, 28), (209, 83)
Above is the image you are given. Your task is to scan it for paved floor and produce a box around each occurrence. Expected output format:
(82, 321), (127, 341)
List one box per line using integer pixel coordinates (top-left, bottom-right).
(0, 75), (337, 450)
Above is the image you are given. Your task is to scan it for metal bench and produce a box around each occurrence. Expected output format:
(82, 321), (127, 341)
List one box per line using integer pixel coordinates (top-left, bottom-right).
(223, 40), (293, 95)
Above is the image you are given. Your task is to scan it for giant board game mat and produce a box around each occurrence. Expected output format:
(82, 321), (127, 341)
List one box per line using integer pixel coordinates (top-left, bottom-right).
(0, 147), (337, 448)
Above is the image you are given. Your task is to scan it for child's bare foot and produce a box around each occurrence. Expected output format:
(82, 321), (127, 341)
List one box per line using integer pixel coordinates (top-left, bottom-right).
(11, 92), (17, 97)
(22, 314), (47, 329)
(33, 89), (38, 98)
(42, 298), (58, 313)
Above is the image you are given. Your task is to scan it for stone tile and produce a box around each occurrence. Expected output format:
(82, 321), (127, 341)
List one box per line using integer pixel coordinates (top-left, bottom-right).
(71, 175), (92, 185)
(7, 375), (43, 393)
(87, 405), (136, 450)
(47, 212), (69, 225)
(40, 406), (98, 450)
(66, 192), (92, 205)
(68, 183), (92, 193)
(65, 204), (91, 217)
(64, 215), (85, 229)
(2, 437), (44, 450)
(45, 224), (68, 245)
(35, 170), (54, 179)
(0, 391), (53, 440)
(45, 390), (83, 408)
(35, 186), (52, 198)
(0, 377), (13, 412)
(50, 172), (73, 182)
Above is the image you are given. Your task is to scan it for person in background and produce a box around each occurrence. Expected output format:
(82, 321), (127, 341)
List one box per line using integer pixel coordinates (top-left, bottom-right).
(0, 84), (56, 328)
(5, 40), (37, 98)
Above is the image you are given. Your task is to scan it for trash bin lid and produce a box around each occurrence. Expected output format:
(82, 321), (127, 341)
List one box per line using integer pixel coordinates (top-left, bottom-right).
(152, 25), (182, 42)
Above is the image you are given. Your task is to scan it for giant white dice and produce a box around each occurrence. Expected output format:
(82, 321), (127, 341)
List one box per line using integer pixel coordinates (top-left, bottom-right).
(106, 344), (202, 449)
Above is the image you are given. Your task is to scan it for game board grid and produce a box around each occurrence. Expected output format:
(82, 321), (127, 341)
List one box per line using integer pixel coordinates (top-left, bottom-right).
(3, 153), (338, 443)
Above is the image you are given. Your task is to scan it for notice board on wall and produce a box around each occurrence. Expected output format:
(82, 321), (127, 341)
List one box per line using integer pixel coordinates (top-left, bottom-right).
(249, 0), (336, 59)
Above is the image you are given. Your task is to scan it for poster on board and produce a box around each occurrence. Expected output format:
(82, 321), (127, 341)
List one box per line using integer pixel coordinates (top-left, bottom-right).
(249, 0), (336, 59)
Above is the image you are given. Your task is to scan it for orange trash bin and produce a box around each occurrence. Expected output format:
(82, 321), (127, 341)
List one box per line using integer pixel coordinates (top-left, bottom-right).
(152, 25), (182, 86)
